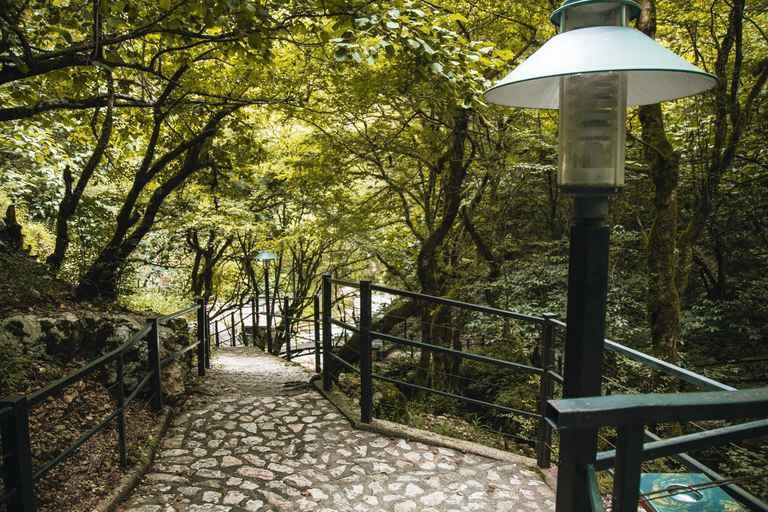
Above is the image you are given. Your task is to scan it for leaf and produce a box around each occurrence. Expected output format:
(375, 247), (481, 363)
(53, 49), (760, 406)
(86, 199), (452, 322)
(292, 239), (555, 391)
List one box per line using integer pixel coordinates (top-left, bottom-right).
(248, 32), (262, 49)
(386, 21), (399, 30)
(430, 61), (443, 74)
(448, 13), (469, 23)
(333, 47), (347, 61)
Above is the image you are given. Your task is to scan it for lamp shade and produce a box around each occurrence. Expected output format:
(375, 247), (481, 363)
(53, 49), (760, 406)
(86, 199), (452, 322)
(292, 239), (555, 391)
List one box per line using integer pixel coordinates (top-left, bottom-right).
(483, 26), (718, 109)
(255, 251), (278, 261)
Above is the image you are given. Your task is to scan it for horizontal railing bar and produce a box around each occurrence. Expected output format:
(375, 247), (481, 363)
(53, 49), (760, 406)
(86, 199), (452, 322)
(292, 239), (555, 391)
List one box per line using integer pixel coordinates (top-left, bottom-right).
(373, 374), (541, 419)
(160, 340), (201, 367)
(125, 372), (153, 408)
(329, 318), (360, 334)
(371, 284), (543, 324)
(547, 388), (768, 430)
(327, 352), (360, 373)
(0, 405), (12, 422)
(281, 315), (315, 323)
(604, 339), (736, 392)
(27, 323), (152, 407)
(595, 418), (768, 471)
(642, 430), (768, 511)
(157, 305), (200, 323)
(34, 408), (120, 482)
(329, 278), (361, 288)
(550, 371), (564, 385)
(551, 318), (567, 330)
(374, 332), (544, 376)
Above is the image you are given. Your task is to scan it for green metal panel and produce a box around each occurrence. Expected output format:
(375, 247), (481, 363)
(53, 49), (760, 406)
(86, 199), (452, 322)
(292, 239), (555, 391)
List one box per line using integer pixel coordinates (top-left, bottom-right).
(639, 473), (747, 512)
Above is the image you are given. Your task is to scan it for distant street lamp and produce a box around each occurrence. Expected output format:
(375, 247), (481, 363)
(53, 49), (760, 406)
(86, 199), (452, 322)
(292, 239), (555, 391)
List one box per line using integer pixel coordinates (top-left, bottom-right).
(255, 251), (278, 353)
(483, 1), (717, 510)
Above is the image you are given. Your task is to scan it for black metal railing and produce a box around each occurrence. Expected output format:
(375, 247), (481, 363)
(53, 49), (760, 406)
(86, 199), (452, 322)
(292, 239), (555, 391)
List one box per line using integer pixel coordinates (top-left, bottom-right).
(321, 275), (557, 468)
(0, 299), (211, 512)
(211, 296), (321, 372)
(319, 274), (768, 511)
(547, 388), (768, 512)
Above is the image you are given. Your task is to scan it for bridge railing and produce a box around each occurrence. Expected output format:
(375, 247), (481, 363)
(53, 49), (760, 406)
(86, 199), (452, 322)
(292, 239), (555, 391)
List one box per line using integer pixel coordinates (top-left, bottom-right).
(0, 299), (211, 512)
(318, 274), (768, 511)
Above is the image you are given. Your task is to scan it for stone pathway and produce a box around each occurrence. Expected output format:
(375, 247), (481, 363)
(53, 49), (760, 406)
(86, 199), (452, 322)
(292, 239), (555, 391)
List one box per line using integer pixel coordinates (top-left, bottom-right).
(119, 347), (556, 511)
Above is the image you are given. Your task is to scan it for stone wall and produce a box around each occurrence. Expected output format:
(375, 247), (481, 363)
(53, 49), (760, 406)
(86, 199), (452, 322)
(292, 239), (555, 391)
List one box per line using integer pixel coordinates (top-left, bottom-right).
(0, 311), (197, 402)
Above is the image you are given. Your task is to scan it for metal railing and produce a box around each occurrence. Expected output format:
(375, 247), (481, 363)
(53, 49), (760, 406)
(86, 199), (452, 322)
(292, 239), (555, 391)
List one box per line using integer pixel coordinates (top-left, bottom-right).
(321, 275), (557, 467)
(319, 274), (768, 511)
(212, 296), (321, 372)
(548, 388), (768, 512)
(0, 299), (211, 512)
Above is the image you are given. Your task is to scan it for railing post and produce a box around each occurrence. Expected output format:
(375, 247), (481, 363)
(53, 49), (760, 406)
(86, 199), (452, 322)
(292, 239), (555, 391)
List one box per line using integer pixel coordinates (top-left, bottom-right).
(239, 304), (246, 346)
(204, 304), (211, 369)
(284, 296), (291, 361)
(231, 311), (236, 347)
(314, 295), (321, 374)
(251, 296), (257, 346)
(215, 320), (220, 347)
(537, 313), (556, 468)
(360, 280), (373, 424)
(197, 298), (206, 377)
(322, 274), (333, 391)
(146, 317), (163, 413)
(255, 296), (260, 348)
(611, 423), (645, 512)
(116, 354), (127, 468)
(0, 395), (35, 512)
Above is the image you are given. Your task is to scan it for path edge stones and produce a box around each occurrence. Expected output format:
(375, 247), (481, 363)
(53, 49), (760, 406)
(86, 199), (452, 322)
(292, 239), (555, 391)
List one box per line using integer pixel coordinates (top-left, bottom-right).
(312, 379), (559, 492)
(93, 409), (173, 512)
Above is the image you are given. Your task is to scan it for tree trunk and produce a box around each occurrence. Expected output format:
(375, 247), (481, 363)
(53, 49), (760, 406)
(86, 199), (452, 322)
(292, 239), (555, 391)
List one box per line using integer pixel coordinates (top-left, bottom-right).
(47, 78), (113, 271)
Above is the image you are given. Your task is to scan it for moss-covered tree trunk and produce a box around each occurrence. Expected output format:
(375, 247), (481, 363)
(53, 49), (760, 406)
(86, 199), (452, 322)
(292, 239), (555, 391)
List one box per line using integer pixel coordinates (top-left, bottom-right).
(638, 0), (683, 389)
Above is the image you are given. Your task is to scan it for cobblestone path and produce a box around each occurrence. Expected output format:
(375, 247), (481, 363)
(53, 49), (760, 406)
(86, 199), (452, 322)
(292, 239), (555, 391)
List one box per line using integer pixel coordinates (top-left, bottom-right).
(119, 347), (556, 511)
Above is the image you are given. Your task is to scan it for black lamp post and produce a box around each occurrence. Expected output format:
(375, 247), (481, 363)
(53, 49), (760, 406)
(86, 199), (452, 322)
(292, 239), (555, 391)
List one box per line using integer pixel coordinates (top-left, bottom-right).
(255, 251), (278, 353)
(482, 1), (717, 510)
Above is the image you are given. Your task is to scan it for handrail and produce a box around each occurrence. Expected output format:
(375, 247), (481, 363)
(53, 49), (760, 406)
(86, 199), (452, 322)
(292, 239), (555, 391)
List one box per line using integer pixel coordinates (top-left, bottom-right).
(604, 340), (736, 392)
(157, 304), (199, 323)
(0, 299), (211, 512)
(547, 388), (768, 511)
(546, 388), (768, 429)
(374, 373), (541, 419)
(371, 284), (543, 324)
(319, 274), (767, 508)
(27, 323), (152, 407)
(595, 418), (768, 470)
(375, 331), (544, 376)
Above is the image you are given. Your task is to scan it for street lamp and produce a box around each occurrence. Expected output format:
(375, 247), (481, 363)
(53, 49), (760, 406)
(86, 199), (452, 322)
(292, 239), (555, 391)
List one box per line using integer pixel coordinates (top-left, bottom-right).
(483, 1), (717, 510)
(255, 251), (278, 353)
